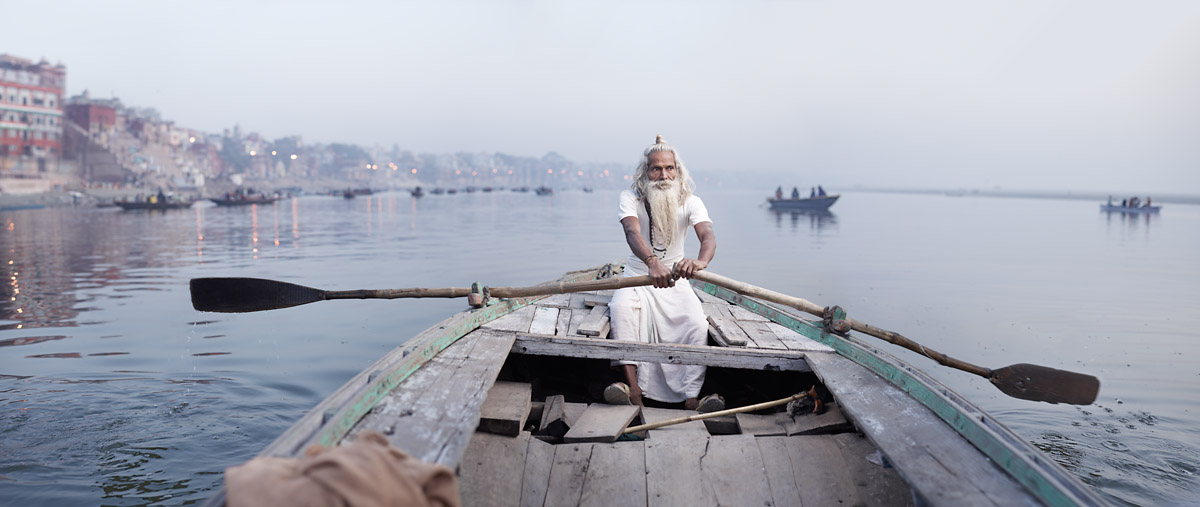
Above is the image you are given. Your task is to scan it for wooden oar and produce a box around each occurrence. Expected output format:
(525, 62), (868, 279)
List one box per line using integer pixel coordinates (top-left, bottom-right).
(191, 269), (1099, 405)
(689, 270), (1100, 406)
(622, 393), (806, 435)
(189, 275), (660, 313)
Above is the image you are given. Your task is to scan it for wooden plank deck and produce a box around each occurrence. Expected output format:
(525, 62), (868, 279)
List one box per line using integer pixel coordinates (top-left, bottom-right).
(460, 429), (915, 507)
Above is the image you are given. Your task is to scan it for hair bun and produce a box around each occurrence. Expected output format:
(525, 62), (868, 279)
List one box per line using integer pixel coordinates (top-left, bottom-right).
(655, 134), (666, 144)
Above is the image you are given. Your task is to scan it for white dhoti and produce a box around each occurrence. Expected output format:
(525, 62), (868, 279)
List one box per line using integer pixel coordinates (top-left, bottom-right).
(609, 271), (708, 403)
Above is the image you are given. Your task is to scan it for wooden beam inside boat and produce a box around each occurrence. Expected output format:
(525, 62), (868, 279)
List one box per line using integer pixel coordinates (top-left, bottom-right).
(511, 333), (815, 372)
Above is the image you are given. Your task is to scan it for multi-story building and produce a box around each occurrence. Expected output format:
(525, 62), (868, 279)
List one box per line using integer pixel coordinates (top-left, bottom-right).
(0, 54), (66, 174)
(65, 91), (119, 143)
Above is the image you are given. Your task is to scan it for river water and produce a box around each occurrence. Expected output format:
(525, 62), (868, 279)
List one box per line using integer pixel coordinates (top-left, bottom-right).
(1, 188), (1197, 506)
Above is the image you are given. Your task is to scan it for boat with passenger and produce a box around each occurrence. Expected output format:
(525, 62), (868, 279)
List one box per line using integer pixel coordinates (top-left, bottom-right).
(210, 189), (283, 206)
(768, 194), (839, 210)
(191, 263), (1104, 506)
(1101, 196), (1160, 214)
(113, 199), (196, 210)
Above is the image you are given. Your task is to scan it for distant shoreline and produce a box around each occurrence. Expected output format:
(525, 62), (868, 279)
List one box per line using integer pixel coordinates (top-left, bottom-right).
(844, 187), (1200, 205)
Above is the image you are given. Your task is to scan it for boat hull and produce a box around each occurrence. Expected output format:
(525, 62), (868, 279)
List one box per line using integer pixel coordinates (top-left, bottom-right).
(768, 195), (838, 210)
(209, 197), (281, 206)
(1100, 204), (1159, 213)
(113, 200), (196, 210)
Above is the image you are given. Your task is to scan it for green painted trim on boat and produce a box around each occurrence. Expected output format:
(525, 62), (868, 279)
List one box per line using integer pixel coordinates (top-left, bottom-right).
(311, 268), (602, 448)
(692, 280), (1099, 507)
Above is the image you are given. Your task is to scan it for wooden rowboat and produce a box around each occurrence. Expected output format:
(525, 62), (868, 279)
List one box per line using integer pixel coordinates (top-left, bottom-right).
(768, 195), (839, 210)
(199, 264), (1105, 506)
(113, 199), (196, 210)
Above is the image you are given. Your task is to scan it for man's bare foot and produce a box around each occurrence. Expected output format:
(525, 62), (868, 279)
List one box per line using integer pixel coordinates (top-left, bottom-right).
(683, 397), (699, 410)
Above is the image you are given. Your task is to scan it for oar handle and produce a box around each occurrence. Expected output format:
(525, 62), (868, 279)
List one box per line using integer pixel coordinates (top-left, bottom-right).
(488, 275), (654, 298)
(689, 270), (992, 378)
(325, 288), (473, 299)
(623, 393), (805, 434)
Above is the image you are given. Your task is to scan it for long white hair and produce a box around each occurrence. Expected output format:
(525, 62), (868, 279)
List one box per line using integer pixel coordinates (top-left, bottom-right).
(631, 136), (695, 201)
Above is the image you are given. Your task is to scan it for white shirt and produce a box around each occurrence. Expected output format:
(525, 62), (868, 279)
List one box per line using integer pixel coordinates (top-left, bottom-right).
(617, 189), (711, 271)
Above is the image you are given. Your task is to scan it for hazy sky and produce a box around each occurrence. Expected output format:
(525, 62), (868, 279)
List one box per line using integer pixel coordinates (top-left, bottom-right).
(5, 1), (1198, 193)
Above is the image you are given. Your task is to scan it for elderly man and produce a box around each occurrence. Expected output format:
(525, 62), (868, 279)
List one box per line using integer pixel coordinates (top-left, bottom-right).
(605, 135), (722, 412)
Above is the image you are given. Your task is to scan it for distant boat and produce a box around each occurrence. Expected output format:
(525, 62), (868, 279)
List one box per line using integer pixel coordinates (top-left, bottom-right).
(767, 195), (838, 210)
(1100, 203), (1159, 213)
(582, 187), (594, 193)
(535, 186), (553, 196)
(411, 186), (425, 198)
(114, 199), (196, 210)
(352, 188), (374, 196)
(482, 186), (494, 193)
(513, 186), (530, 193)
(430, 188), (446, 195)
(447, 188), (458, 195)
(342, 190), (356, 199)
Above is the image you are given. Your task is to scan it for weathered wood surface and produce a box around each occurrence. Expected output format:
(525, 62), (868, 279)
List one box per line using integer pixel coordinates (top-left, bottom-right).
(478, 381), (532, 437)
(529, 306), (560, 335)
(767, 321), (835, 352)
(511, 333), (814, 372)
(756, 436), (803, 507)
(565, 308), (588, 336)
(645, 433), (717, 507)
(567, 293), (589, 309)
(789, 435), (862, 507)
(784, 403), (854, 435)
(641, 407), (708, 436)
(707, 315), (749, 347)
(482, 304), (537, 332)
(805, 351), (1036, 506)
(702, 415), (740, 435)
(576, 304), (610, 337)
(554, 309), (573, 337)
(582, 294), (612, 307)
(538, 293), (573, 308)
(539, 395), (567, 434)
(704, 435), (774, 507)
(459, 431), (530, 506)
(729, 304), (770, 322)
(252, 302), (528, 461)
(346, 328), (517, 466)
(832, 432), (917, 507)
(544, 443), (593, 506)
(562, 404), (641, 443)
(578, 442), (647, 507)
(521, 437), (556, 507)
(459, 424), (916, 507)
(738, 319), (791, 350)
(735, 413), (789, 437)
(563, 402), (587, 427)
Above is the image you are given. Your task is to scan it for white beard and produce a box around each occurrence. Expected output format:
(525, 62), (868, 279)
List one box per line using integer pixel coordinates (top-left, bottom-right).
(645, 179), (680, 250)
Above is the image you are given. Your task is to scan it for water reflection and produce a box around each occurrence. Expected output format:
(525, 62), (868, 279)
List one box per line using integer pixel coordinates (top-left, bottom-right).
(770, 208), (837, 232)
(1102, 208), (1157, 231)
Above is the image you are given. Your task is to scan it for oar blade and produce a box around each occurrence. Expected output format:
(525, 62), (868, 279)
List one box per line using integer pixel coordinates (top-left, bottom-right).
(989, 363), (1100, 405)
(190, 277), (326, 313)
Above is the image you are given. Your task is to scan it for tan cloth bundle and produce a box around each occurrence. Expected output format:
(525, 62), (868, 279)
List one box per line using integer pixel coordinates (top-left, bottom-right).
(225, 431), (460, 507)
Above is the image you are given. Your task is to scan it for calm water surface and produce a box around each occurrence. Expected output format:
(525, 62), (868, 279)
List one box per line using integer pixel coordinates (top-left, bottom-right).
(1, 189), (1197, 505)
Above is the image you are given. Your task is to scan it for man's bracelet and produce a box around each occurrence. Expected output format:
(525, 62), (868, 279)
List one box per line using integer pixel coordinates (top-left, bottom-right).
(643, 255), (657, 265)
